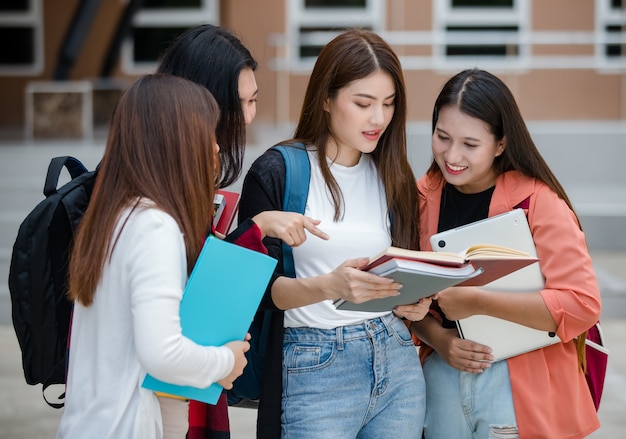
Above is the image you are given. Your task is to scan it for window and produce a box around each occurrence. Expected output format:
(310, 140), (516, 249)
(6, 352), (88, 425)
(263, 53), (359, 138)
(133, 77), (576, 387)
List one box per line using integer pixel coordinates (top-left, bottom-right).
(0, 0), (43, 75)
(305, 0), (367, 6)
(142, 0), (203, 8)
(122, 0), (218, 74)
(445, 25), (519, 57)
(600, 0), (625, 59)
(435, 0), (527, 62)
(606, 24), (624, 57)
(452, 0), (513, 6)
(1, 0), (30, 11)
(286, 0), (384, 67)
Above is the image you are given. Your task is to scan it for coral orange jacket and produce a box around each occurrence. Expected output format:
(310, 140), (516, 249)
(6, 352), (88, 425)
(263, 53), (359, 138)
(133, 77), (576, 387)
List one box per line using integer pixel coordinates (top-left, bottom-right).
(417, 170), (601, 439)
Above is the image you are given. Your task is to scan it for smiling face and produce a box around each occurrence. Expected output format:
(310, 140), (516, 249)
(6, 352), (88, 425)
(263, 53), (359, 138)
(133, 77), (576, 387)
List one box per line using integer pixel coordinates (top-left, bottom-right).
(238, 67), (258, 125)
(432, 105), (506, 194)
(324, 70), (396, 167)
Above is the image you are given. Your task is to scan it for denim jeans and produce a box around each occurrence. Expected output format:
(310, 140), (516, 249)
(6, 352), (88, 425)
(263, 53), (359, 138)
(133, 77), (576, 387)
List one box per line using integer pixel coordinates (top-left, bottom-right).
(422, 352), (519, 439)
(281, 313), (425, 439)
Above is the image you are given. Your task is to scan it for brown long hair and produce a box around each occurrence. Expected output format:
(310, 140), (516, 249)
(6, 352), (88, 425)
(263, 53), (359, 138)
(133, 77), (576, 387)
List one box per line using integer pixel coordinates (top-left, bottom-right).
(430, 68), (588, 369)
(69, 74), (219, 306)
(290, 28), (419, 250)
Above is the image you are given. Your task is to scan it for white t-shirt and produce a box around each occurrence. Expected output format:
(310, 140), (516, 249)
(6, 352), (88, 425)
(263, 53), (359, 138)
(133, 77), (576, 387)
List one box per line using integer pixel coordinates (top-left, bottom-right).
(284, 152), (392, 329)
(56, 203), (234, 439)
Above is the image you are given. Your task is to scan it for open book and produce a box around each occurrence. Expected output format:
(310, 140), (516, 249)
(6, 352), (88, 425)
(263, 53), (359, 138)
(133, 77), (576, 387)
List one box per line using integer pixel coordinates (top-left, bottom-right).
(365, 244), (538, 286)
(367, 243), (535, 266)
(334, 244), (538, 312)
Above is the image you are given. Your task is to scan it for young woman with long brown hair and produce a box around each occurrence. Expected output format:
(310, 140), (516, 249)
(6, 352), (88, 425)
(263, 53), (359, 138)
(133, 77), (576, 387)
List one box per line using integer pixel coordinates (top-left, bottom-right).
(56, 74), (251, 439)
(239, 29), (429, 438)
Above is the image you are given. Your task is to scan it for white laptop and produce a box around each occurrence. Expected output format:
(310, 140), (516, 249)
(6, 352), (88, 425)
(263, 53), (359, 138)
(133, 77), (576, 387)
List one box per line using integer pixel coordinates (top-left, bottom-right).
(430, 209), (561, 361)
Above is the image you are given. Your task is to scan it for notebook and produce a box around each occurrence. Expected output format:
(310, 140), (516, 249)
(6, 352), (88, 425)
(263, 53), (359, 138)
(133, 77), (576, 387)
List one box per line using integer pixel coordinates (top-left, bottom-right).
(141, 235), (277, 404)
(213, 189), (240, 235)
(430, 208), (561, 361)
(334, 258), (482, 312)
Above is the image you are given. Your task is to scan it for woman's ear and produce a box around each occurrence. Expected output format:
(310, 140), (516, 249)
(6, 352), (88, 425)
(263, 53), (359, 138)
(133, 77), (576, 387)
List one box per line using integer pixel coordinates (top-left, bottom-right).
(323, 97), (330, 113)
(495, 136), (507, 157)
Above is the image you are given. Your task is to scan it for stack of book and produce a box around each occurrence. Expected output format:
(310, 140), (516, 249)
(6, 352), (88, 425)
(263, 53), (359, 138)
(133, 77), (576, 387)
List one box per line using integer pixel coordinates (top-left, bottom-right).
(334, 243), (538, 313)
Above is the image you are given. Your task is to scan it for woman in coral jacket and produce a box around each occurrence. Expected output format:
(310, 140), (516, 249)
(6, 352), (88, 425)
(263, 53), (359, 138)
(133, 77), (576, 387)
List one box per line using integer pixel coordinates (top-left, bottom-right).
(410, 68), (601, 439)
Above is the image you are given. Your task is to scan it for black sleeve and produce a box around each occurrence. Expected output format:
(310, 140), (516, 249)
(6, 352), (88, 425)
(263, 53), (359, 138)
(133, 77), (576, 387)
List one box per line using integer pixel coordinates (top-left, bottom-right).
(238, 148), (287, 311)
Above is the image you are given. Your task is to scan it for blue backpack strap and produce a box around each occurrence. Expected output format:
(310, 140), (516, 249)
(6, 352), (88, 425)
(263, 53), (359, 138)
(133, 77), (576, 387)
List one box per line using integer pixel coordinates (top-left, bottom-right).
(270, 142), (310, 278)
(226, 143), (310, 407)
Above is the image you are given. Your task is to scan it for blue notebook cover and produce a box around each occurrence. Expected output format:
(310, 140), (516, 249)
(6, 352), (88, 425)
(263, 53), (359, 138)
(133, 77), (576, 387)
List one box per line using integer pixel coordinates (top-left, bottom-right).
(141, 235), (277, 404)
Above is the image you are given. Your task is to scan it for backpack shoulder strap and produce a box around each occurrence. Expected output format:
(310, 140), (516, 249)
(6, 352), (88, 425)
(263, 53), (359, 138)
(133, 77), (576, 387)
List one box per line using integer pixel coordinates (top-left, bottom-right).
(272, 143), (310, 213)
(44, 156), (88, 197)
(224, 143), (310, 407)
(270, 143), (310, 278)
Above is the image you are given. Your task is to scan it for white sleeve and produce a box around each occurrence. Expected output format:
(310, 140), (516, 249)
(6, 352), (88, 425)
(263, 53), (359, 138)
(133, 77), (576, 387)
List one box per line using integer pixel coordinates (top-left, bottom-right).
(125, 209), (234, 388)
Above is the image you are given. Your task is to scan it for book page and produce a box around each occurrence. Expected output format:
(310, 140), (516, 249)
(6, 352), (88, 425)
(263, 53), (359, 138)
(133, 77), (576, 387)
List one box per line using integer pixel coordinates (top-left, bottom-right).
(463, 243), (533, 259)
(212, 193), (226, 226)
(366, 244), (536, 273)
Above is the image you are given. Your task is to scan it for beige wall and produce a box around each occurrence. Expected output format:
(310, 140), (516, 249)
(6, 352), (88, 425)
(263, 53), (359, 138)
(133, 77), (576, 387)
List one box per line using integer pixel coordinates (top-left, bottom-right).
(234, 0), (626, 124)
(224, 0), (284, 124)
(533, 0), (594, 31)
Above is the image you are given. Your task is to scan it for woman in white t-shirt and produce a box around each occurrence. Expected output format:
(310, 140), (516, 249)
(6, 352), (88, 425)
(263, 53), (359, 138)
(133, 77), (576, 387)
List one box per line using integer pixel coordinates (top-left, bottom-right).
(240, 29), (430, 439)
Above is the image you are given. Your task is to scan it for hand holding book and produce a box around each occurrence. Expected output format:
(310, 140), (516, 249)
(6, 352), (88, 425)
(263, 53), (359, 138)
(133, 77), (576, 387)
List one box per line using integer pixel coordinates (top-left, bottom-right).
(334, 244), (538, 312)
(428, 209), (560, 361)
(141, 236), (276, 404)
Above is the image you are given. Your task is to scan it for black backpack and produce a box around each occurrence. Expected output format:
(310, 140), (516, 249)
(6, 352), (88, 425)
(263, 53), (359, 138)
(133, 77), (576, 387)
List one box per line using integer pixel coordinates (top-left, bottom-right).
(8, 156), (97, 408)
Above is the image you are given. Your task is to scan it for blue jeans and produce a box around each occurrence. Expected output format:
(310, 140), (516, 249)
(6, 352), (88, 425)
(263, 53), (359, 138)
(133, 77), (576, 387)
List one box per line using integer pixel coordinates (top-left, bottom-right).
(422, 352), (518, 439)
(281, 313), (425, 439)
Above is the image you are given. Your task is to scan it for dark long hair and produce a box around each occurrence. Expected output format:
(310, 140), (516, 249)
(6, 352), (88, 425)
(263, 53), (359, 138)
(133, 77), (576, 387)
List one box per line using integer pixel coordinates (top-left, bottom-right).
(69, 74), (219, 306)
(290, 28), (419, 250)
(158, 24), (257, 187)
(429, 68), (578, 222)
(429, 68), (588, 368)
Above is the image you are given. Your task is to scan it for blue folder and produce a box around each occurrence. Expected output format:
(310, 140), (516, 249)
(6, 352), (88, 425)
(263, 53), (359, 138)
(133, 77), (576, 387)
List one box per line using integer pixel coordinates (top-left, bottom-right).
(142, 235), (277, 404)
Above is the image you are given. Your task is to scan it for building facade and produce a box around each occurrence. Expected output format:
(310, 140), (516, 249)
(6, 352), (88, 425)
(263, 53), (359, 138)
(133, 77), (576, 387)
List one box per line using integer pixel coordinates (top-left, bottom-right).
(1, 0), (625, 133)
(1, 0), (625, 250)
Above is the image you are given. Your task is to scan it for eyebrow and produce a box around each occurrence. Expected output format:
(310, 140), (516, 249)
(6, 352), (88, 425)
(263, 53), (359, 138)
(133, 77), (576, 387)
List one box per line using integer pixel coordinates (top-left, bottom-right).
(435, 127), (481, 143)
(354, 92), (396, 100)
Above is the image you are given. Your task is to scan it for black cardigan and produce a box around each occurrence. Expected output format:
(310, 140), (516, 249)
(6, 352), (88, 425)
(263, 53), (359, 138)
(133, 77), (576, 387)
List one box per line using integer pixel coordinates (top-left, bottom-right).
(238, 148), (290, 439)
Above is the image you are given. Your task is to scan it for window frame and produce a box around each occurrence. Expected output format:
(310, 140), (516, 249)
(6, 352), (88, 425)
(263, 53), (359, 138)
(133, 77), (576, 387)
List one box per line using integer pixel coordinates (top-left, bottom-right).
(120, 0), (218, 74)
(433, 0), (529, 69)
(282, 0), (385, 71)
(596, 0), (626, 66)
(0, 0), (43, 76)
